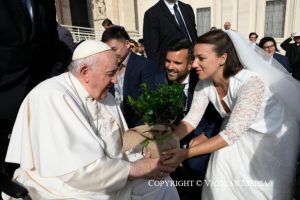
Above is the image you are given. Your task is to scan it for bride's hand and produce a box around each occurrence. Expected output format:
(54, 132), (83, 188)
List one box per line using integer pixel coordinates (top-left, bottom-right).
(189, 133), (208, 147)
(161, 148), (188, 168)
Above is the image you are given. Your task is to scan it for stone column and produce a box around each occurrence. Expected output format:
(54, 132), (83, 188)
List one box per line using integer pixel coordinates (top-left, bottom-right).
(55, 0), (73, 25)
(87, 0), (107, 39)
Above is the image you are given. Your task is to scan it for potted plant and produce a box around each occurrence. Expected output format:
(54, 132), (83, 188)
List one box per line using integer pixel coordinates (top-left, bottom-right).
(122, 83), (184, 158)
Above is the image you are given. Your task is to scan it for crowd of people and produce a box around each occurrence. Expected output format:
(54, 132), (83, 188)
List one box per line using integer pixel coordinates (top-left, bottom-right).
(1, 0), (300, 200)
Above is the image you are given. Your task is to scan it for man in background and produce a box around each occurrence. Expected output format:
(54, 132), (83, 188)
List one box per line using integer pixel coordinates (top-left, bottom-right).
(0, 0), (69, 181)
(102, 18), (125, 30)
(143, 0), (197, 71)
(249, 32), (258, 47)
(280, 32), (300, 80)
(224, 21), (231, 30)
(137, 38), (146, 57)
(102, 27), (157, 128)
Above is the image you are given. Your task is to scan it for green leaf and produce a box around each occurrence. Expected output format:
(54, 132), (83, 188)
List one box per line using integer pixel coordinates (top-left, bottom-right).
(127, 83), (184, 125)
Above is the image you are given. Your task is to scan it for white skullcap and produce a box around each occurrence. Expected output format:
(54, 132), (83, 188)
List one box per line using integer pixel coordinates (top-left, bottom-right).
(294, 32), (300, 37)
(72, 40), (111, 60)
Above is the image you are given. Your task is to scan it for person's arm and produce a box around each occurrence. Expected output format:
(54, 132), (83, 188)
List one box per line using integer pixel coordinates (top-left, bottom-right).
(188, 105), (223, 147)
(280, 37), (293, 51)
(141, 59), (157, 91)
(174, 81), (210, 140)
(143, 11), (160, 64)
(163, 76), (265, 166)
(187, 5), (197, 42)
(59, 156), (175, 193)
(59, 158), (130, 193)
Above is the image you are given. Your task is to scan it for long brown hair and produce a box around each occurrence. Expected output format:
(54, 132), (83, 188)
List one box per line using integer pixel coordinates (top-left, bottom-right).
(196, 30), (243, 78)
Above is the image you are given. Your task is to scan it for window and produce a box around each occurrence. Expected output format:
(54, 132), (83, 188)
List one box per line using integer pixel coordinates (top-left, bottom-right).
(197, 7), (211, 36)
(264, 0), (286, 38)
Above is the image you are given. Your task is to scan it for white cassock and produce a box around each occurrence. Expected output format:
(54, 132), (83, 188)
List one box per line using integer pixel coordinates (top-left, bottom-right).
(2, 72), (179, 200)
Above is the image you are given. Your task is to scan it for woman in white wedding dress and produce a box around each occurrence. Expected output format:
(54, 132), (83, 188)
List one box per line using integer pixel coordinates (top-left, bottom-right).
(163, 30), (300, 199)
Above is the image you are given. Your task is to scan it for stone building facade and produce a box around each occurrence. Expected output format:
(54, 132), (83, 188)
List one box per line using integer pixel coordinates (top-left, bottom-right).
(55, 0), (300, 43)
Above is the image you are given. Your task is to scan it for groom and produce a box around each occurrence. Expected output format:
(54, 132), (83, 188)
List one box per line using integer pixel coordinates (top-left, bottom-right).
(156, 38), (223, 199)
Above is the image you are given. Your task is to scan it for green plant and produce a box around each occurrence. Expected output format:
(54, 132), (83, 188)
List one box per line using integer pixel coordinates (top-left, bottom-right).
(128, 83), (184, 126)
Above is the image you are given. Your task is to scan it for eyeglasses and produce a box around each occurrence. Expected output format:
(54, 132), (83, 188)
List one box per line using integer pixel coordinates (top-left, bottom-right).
(263, 45), (275, 49)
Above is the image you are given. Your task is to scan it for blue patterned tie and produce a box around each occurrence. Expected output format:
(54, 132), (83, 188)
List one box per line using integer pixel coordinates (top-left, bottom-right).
(173, 4), (190, 42)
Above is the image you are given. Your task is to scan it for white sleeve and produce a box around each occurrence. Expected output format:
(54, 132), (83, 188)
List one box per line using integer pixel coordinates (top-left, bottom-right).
(219, 76), (265, 145)
(58, 157), (131, 193)
(183, 81), (209, 128)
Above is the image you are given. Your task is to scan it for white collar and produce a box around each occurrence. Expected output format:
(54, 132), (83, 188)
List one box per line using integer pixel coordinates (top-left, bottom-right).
(181, 73), (189, 85)
(121, 51), (131, 67)
(68, 72), (94, 103)
(164, 0), (179, 11)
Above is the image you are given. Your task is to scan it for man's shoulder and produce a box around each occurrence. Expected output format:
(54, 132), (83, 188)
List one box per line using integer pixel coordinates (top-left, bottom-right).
(145, 0), (163, 14)
(129, 53), (154, 67)
(178, 1), (193, 9)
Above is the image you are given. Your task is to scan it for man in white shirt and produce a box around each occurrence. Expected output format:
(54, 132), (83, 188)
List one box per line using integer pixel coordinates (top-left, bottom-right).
(2, 41), (179, 200)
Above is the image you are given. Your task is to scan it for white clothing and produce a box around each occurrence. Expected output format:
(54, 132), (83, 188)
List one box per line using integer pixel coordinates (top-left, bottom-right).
(114, 51), (131, 106)
(3, 72), (179, 200)
(181, 74), (189, 98)
(184, 69), (299, 199)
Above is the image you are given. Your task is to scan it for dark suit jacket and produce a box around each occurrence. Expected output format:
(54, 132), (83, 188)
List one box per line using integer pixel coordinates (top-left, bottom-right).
(0, 0), (69, 160)
(57, 24), (75, 52)
(110, 53), (156, 128)
(273, 53), (291, 72)
(143, 0), (197, 70)
(280, 38), (300, 80)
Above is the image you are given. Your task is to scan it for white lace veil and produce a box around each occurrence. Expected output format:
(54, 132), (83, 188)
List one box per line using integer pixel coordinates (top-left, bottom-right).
(225, 30), (300, 122)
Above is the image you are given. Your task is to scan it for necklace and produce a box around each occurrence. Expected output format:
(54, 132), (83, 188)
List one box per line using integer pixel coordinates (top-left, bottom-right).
(68, 72), (100, 136)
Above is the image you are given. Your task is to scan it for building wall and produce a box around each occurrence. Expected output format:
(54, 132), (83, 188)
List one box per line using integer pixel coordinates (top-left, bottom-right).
(136, 0), (300, 41)
(56, 0), (300, 42)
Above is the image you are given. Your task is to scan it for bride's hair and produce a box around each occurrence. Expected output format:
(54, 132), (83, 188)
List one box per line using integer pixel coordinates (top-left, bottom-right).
(196, 30), (243, 78)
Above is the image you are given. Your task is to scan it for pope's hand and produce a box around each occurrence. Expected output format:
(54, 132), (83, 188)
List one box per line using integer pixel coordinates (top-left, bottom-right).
(129, 156), (176, 180)
(161, 148), (188, 168)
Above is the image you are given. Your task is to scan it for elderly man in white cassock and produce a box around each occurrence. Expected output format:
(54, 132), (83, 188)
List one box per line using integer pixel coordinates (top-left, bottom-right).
(2, 41), (180, 200)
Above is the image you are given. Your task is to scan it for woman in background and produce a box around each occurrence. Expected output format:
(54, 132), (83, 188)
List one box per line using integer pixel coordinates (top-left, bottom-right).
(259, 36), (291, 72)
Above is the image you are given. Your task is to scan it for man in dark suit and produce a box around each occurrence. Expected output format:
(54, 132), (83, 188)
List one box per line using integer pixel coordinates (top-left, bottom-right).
(157, 39), (223, 199)
(280, 32), (300, 80)
(273, 53), (291, 72)
(57, 23), (75, 52)
(0, 0), (69, 180)
(102, 27), (157, 128)
(143, 0), (197, 71)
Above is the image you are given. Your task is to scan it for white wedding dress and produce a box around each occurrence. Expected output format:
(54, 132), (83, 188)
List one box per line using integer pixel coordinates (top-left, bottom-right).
(183, 69), (299, 199)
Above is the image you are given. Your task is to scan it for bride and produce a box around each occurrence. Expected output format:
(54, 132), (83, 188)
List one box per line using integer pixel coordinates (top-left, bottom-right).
(163, 29), (300, 199)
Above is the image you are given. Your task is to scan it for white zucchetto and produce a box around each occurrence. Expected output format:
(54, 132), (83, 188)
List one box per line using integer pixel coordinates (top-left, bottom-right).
(72, 40), (111, 60)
